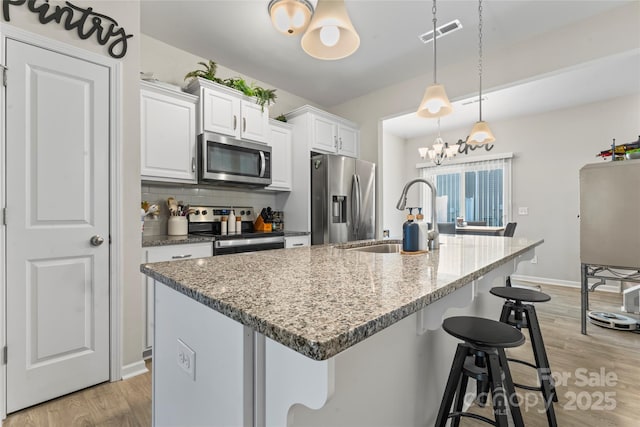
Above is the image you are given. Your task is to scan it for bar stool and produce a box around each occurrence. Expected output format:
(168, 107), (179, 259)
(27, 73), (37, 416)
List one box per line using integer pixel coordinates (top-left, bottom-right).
(435, 316), (525, 427)
(490, 286), (558, 427)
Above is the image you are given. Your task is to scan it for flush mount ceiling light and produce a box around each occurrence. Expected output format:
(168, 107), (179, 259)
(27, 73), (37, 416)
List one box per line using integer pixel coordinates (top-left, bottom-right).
(467, 0), (495, 144)
(417, 0), (453, 118)
(301, 0), (360, 60)
(268, 0), (314, 36)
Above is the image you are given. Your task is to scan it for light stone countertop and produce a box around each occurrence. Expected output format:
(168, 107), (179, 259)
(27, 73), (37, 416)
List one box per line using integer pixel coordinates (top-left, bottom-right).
(141, 235), (543, 360)
(142, 234), (214, 247)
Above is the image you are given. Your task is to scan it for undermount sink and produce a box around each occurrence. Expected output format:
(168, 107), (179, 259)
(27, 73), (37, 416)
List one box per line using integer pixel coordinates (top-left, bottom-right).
(348, 243), (402, 253)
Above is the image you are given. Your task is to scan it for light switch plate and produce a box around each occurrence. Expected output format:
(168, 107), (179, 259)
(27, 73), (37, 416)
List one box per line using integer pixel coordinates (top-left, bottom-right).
(518, 207), (529, 215)
(177, 338), (196, 380)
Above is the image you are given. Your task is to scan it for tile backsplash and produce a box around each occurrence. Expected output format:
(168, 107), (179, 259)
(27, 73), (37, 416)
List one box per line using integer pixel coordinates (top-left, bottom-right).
(142, 182), (281, 235)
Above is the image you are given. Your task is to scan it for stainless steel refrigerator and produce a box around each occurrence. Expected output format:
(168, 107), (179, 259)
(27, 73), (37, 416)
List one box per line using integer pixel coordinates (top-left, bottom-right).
(311, 154), (376, 245)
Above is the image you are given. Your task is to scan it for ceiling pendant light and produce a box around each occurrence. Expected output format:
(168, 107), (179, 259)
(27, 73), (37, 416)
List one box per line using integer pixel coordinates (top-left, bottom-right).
(468, 0), (495, 144)
(301, 0), (360, 60)
(418, 119), (457, 166)
(417, 0), (453, 119)
(268, 0), (314, 36)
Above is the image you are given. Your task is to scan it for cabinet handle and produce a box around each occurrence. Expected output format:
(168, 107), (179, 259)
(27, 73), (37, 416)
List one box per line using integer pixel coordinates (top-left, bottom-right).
(334, 136), (338, 149)
(192, 157), (196, 172)
(233, 115), (237, 130)
(243, 117), (247, 132)
(171, 254), (192, 259)
(340, 137), (343, 150)
(292, 243), (304, 247)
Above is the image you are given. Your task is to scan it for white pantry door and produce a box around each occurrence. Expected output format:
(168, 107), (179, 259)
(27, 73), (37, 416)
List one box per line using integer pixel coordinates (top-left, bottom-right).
(5, 39), (110, 412)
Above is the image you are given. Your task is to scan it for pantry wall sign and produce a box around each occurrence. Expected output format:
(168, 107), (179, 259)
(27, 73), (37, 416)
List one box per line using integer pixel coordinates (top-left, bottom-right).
(3, 0), (133, 59)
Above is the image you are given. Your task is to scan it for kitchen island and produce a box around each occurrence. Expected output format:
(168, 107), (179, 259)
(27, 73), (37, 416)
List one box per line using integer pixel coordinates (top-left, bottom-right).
(141, 235), (542, 426)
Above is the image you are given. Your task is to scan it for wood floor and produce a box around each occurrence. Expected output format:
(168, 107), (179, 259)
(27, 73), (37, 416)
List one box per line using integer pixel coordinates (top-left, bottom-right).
(3, 285), (639, 426)
(4, 361), (151, 427)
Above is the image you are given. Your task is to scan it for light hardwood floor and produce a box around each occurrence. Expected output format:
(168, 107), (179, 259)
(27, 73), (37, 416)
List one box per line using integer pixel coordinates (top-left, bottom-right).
(3, 285), (639, 426)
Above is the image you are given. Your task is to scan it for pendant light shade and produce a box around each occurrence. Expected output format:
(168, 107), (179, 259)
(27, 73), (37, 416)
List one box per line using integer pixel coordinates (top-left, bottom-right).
(417, 84), (453, 118)
(268, 0), (314, 36)
(468, 120), (495, 144)
(301, 0), (360, 60)
(467, 0), (495, 144)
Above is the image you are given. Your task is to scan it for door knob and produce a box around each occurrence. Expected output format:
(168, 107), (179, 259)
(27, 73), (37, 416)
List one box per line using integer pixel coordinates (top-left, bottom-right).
(90, 235), (105, 246)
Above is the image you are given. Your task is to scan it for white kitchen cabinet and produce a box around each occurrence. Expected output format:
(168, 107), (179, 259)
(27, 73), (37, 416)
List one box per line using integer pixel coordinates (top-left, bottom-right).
(186, 77), (269, 143)
(266, 120), (293, 191)
(287, 105), (360, 158)
(284, 235), (310, 248)
(141, 242), (212, 353)
(140, 81), (198, 183)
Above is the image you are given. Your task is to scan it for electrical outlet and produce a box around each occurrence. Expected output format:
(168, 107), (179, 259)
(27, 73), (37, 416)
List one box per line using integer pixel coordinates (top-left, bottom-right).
(531, 255), (538, 264)
(177, 339), (195, 380)
(518, 207), (529, 215)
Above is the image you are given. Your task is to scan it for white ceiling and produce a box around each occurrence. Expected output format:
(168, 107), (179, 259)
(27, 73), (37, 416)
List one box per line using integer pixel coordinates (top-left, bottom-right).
(140, 0), (635, 110)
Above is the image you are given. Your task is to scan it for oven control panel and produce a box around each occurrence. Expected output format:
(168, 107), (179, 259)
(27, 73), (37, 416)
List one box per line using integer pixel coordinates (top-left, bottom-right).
(188, 206), (255, 223)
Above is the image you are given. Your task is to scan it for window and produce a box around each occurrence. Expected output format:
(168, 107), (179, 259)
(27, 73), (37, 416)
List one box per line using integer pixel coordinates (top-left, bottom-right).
(420, 154), (512, 226)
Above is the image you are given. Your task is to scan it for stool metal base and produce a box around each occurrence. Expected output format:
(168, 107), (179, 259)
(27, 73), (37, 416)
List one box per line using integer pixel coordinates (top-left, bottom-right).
(500, 299), (558, 427)
(435, 343), (524, 427)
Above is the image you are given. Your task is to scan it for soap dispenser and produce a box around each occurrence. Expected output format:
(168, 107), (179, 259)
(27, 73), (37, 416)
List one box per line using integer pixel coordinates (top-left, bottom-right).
(402, 208), (419, 252)
(416, 208), (429, 251)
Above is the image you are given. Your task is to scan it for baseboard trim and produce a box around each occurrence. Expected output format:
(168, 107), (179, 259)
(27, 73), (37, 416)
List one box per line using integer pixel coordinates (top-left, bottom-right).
(121, 360), (149, 380)
(511, 274), (620, 293)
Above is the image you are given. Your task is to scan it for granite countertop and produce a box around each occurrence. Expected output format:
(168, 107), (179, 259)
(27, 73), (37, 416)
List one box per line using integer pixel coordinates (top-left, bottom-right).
(141, 235), (543, 360)
(142, 234), (214, 247)
(283, 231), (311, 237)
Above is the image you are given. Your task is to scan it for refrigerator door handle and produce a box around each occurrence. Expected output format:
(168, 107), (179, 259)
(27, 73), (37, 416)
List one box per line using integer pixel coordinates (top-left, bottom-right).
(354, 174), (362, 238)
(351, 174), (359, 238)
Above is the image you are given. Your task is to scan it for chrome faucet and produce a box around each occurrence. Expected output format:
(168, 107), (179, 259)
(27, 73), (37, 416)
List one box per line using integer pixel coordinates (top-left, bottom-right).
(396, 178), (439, 249)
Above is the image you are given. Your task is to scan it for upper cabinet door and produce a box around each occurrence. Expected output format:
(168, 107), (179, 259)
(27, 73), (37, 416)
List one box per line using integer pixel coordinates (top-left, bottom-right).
(141, 84), (198, 183)
(337, 125), (359, 158)
(311, 114), (337, 153)
(266, 123), (293, 191)
(240, 100), (269, 143)
(202, 88), (241, 138)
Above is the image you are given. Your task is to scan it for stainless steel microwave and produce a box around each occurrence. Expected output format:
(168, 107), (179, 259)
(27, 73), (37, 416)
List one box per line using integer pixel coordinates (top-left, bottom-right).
(199, 132), (272, 187)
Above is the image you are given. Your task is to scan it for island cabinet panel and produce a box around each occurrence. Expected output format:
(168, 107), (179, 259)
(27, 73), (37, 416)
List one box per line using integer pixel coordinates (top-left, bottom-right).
(153, 284), (253, 427)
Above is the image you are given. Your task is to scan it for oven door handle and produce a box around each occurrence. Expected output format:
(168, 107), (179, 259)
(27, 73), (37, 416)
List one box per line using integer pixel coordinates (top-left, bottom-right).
(259, 151), (266, 178)
(215, 236), (284, 248)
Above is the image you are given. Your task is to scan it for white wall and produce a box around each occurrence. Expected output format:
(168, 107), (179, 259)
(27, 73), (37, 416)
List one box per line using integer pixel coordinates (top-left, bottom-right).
(0, 0), (142, 375)
(381, 132), (407, 238)
(403, 94), (640, 284)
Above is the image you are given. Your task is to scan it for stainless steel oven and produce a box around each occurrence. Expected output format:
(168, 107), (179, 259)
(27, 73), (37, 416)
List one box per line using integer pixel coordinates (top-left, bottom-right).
(188, 206), (285, 256)
(199, 132), (271, 187)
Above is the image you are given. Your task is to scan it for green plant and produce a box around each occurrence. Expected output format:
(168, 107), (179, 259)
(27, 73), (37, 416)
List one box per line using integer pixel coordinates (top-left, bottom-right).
(223, 78), (254, 97)
(184, 60), (222, 84)
(274, 114), (287, 122)
(186, 60), (278, 112)
(253, 86), (278, 112)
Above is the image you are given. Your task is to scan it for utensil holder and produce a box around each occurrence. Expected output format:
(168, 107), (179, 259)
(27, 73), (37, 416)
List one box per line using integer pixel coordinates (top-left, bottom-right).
(167, 216), (188, 236)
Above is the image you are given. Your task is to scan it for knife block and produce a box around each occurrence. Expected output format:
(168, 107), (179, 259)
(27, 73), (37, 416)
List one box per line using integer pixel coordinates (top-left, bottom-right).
(254, 216), (272, 232)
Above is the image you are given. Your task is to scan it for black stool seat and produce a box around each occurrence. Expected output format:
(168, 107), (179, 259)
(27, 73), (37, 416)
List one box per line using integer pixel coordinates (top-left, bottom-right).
(443, 316), (525, 348)
(490, 286), (551, 303)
